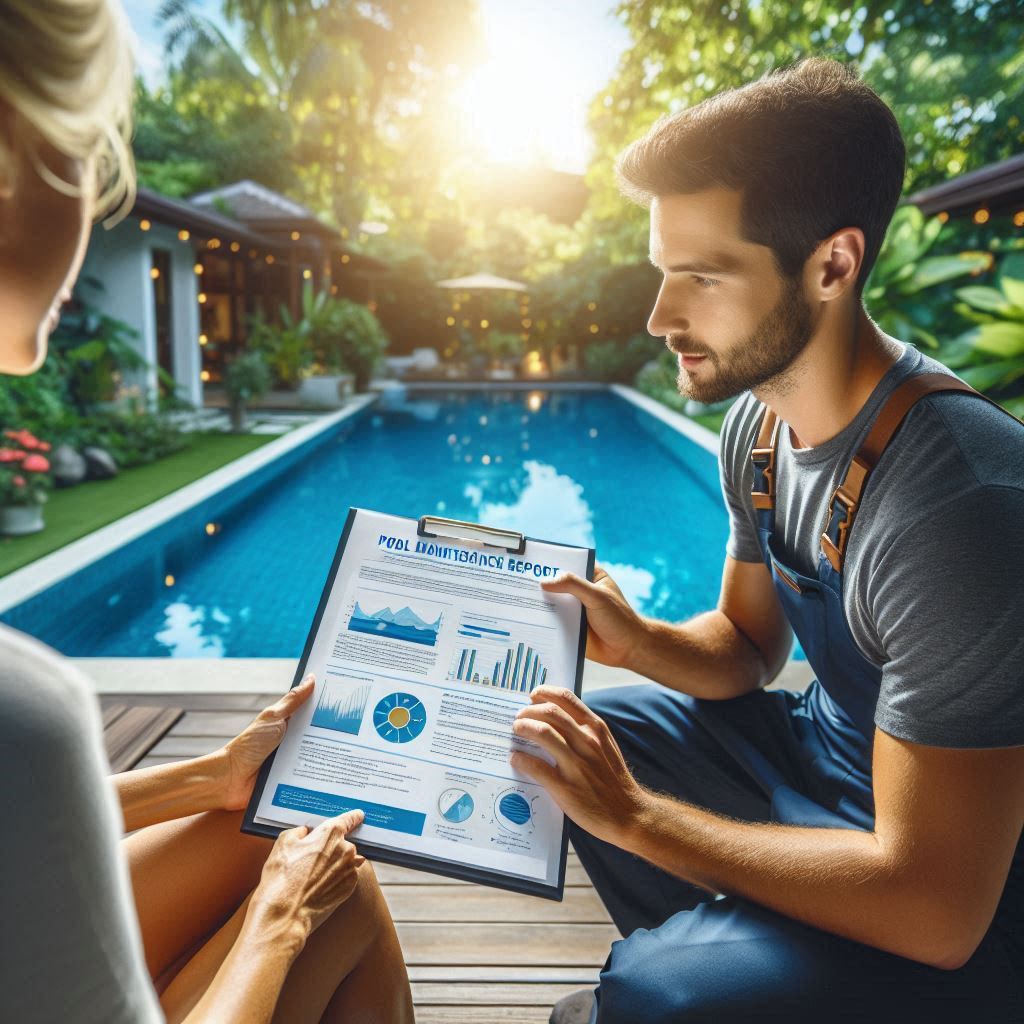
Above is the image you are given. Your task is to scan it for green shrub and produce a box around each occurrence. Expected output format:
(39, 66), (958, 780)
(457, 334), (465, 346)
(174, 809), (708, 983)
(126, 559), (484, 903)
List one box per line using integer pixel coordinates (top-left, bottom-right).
(225, 351), (272, 405)
(322, 298), (389, 392)
(584, 333), (663, 382)
(635, 350), (688, 412)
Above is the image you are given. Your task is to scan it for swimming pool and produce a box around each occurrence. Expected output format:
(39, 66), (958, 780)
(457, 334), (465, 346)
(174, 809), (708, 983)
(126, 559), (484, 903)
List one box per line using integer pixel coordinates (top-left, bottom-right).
(1, 388), (731, 657)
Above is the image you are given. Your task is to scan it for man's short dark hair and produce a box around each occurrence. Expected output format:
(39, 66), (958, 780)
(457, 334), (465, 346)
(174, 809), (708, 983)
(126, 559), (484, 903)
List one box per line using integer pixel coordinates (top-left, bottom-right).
(616, 57), (906, 293)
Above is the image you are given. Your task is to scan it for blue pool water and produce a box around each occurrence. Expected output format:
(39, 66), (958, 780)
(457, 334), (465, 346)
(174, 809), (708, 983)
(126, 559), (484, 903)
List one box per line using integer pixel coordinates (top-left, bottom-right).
(2, 389), (733, 657)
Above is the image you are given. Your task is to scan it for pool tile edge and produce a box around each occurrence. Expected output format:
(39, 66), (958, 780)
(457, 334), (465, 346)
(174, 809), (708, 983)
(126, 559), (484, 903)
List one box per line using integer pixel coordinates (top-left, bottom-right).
(610, 384), (721, 456)
(0, 395), (377, 615)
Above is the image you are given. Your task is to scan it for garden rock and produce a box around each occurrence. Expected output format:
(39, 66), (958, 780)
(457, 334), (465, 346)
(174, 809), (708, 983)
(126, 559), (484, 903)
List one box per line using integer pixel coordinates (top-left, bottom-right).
(83, 446), (119, 480)
(51, 444), (87, 487)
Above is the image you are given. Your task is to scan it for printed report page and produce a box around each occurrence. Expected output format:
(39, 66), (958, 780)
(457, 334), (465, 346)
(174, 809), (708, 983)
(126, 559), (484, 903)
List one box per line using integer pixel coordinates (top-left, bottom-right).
(253, 508), (590, 890)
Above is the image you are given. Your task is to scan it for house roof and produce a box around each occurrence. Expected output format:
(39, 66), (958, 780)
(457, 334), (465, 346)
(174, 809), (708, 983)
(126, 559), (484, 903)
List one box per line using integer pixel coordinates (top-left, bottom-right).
(130, 183), (388, 274)
(907, 152), (1024, 219)
(190, 179), (318, 224)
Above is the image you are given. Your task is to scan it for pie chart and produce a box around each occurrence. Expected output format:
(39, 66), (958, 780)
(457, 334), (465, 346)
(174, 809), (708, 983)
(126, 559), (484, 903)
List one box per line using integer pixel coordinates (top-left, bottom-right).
(438, 788), (475, 824)
(498, 792), (532, 826)
(373, 692), (426, 743)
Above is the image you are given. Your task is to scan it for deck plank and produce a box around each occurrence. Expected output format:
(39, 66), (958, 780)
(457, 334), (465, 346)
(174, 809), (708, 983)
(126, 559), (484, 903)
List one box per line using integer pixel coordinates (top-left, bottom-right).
(383, 885), (610, 923)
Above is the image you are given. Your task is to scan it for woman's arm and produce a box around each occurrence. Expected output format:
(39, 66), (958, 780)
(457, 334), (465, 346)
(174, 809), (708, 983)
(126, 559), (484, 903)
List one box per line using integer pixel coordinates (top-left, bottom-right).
(113, 678), (315, 833)
(115, 751), (228, 833)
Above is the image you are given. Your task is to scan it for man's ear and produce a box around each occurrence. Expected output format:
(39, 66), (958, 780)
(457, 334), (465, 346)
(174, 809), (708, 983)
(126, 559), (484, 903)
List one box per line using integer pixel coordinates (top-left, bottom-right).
(806, 227), (864, 301)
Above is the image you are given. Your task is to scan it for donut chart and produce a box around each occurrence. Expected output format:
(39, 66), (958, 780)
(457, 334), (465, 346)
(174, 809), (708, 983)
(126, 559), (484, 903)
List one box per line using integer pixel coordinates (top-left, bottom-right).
(373, 692), (426, 743)
(494, 788), (535, 834)
(438, 788), (475, 824)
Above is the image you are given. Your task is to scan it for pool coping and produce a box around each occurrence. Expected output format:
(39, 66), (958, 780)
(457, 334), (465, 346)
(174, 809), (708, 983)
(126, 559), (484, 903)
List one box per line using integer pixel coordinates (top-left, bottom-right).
(610, 384), (720, 456)
(0, 395), (378, 615)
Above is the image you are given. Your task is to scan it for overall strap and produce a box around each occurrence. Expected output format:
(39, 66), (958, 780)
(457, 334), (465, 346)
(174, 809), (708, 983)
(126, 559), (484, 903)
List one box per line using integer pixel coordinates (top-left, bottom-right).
(820, 372), (1022, 573)
(750, 405), (781, 511)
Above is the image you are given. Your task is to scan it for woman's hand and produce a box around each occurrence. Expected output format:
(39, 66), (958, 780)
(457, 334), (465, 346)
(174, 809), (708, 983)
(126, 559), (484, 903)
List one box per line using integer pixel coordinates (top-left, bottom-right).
(540, 564), (647, 669)
(217, 675), (316, 812)
(251, 809), (367, 944)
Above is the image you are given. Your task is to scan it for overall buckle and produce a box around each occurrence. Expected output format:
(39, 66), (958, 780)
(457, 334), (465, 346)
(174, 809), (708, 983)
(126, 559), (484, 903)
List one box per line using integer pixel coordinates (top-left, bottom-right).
(821, 487), (857, 572)
(751, 446), (776, 510)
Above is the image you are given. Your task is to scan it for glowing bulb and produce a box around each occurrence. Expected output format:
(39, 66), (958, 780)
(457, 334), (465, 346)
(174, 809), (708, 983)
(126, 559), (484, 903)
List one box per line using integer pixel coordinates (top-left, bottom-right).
(341, 253), (350, 264)
(291, 230), (301, 241)
(178, 229), (190, 241)
(446, 316), (455, 326)
(1014, 211), (1024, 227)
(480, 319), (489, 329)
(150, 267), (160, 280)
(266, 254), (275, 265)
(199, 334), (208, 346)
(193, 263), (203, 275)
(973, 209), (990, 225)
(230, 241), (240, 253)
(587, 301), (597, 311)
(200, 370), (211, 382)
(197, 292), (207, 303)
(303, 269), (312, 279)
(139, 219), (151, 231)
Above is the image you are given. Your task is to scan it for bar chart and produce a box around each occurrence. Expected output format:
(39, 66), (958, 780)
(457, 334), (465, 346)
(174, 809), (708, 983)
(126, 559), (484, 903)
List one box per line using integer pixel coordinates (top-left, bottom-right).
(447, 618), (551, 693)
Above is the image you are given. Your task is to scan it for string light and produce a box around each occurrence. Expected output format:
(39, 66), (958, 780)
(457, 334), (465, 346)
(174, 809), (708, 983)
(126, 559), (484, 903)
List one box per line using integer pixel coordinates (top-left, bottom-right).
(178, 229), (190, 241)
(139, 219), (151, 231)
(291, 230), (301, 241)
(937, 211), (949, 224)
(266, 254), (275, 265)
(589, 324), (599, 333)
(480, 319), (489, 329)
(198, 292), (207, 303)
(587, 301), (597, 311)
(200, 370), (211, 382)
(341, 253), (350, 264)
(1014, 211), (1024, 228)
(303, 269), (312, 279)
(973, 208), (990, 225)
(193, 263), (203, 275)
(199, 334), (208, 346)
(230, 241), (240, 253)
(446, 316), (455, 326)
(150, 267), (160, 280)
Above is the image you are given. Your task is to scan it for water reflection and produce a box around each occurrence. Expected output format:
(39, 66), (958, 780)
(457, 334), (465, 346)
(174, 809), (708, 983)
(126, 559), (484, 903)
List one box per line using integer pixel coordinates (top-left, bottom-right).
(462, 459), (656, 609)
(155, 600), (231, 657)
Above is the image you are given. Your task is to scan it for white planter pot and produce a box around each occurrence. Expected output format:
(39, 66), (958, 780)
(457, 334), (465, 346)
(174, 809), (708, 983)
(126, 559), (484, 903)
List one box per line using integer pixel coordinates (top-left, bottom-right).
(298, 374), (355, 408)
(0, 504), (44, 536)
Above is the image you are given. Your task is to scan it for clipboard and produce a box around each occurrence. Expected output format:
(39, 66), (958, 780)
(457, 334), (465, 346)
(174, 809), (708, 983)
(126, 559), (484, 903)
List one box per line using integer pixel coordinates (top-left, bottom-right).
(242, 507), (594, 901)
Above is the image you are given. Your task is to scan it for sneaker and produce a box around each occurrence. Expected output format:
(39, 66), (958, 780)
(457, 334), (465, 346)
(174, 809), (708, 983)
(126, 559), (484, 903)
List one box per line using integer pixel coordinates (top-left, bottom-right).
(549, 987), (596, 1024)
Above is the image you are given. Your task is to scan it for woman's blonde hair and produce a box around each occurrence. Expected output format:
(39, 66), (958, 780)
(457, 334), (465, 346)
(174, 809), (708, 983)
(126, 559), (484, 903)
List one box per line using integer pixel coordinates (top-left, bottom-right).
(0, 0), (136, 223)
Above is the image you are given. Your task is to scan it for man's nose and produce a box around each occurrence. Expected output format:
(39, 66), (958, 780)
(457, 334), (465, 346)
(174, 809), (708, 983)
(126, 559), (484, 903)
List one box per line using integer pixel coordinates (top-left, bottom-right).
(647, 284), (687, 339)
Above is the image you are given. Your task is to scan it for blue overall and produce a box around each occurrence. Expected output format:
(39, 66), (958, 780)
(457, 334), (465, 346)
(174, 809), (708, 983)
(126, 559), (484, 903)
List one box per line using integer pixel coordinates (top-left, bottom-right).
(569, 411), (1024, 1022)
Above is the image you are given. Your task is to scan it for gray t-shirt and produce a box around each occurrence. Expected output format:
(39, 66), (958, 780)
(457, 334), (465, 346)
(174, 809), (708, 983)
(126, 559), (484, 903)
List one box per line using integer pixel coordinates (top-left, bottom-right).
(720, 343), (1024, 749)
(0, 626), (163, 1023)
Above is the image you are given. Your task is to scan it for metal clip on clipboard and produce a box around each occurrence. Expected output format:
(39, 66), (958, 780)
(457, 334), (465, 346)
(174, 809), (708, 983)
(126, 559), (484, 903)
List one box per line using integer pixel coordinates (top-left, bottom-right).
(417, 515), (526, 555)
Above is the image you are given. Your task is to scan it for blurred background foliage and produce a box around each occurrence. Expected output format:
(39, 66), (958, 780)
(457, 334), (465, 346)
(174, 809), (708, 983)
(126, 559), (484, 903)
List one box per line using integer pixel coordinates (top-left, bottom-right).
(91, 0), (1024, 415)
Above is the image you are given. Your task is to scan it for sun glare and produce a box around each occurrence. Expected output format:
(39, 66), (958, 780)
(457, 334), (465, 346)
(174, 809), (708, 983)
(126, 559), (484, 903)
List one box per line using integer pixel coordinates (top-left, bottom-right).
(451, 19), (590, 171)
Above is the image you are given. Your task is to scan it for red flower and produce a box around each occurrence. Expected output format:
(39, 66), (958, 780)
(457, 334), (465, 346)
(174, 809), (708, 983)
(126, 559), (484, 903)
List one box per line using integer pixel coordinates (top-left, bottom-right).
(12, 476), (25, 487)
(21, 454), (50, 473)
(0, 448), (24, 462)
(38, 441), (51, 452)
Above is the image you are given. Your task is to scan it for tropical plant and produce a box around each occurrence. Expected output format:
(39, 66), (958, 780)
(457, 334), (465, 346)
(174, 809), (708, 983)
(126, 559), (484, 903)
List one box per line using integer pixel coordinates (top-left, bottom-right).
(938, 251), (1024, 417)
(863, 205), (993, 351)
(480, 330), (524, 367)
(247, 312), (313, 390)
(0, 429), (53, 507)
(322, 298), (389, 392)
(224, 351), (272, 431)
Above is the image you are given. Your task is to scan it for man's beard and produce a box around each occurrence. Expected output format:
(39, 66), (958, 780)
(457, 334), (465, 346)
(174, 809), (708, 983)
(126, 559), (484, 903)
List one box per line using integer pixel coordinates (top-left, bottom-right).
(674, 275), (814, 404)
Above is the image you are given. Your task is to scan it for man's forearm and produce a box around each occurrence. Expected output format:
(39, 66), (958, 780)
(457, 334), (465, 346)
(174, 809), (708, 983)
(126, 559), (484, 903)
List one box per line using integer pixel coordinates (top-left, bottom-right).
(626, 610), (773, 699)
(623, 790), (964, 969)
(114, 751), (227, 832)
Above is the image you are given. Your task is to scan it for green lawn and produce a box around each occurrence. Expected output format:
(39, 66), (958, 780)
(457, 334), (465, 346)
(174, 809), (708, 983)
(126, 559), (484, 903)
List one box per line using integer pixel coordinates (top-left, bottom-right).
(0, 432), (277, 578)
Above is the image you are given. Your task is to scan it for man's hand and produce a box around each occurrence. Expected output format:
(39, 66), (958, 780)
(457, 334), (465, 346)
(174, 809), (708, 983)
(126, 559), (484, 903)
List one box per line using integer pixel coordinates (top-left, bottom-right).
(541, 565), (647, 669)
(217, 675), (316, 811)
(510, 685), (648, 846)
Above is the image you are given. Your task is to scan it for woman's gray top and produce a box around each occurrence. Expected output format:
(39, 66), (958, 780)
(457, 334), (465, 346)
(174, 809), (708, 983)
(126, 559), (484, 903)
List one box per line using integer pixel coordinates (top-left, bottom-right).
(0, 625), (163, 1022)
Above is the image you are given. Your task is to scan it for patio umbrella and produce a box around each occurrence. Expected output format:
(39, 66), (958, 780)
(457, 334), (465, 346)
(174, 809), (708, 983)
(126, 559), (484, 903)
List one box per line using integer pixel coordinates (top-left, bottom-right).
(436, 273), (527, 292)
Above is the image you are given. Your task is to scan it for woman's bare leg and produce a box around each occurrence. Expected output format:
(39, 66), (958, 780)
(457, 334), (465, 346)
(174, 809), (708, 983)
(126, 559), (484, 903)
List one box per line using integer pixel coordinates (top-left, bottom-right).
(159, 860), (413, 1024)
(122, 809), (273, 981)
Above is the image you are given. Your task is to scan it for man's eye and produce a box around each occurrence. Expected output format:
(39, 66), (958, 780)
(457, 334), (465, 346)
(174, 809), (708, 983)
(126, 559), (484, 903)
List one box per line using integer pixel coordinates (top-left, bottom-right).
(693, 276), (720, 289)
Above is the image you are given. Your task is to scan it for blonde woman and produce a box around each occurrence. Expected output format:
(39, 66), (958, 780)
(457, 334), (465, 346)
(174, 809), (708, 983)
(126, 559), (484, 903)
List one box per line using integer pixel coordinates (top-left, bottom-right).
(0, 2), (413, 1021)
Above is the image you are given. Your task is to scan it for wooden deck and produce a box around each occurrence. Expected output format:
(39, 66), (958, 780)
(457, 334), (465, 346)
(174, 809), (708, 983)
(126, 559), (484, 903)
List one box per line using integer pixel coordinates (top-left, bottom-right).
(104, 692), (614, 1023)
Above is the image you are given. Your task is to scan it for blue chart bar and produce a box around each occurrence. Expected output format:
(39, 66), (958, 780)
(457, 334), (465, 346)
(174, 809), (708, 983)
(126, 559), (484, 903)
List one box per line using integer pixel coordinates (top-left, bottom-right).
(463, 624), (512, 637)
(450, 638), (549, 692)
